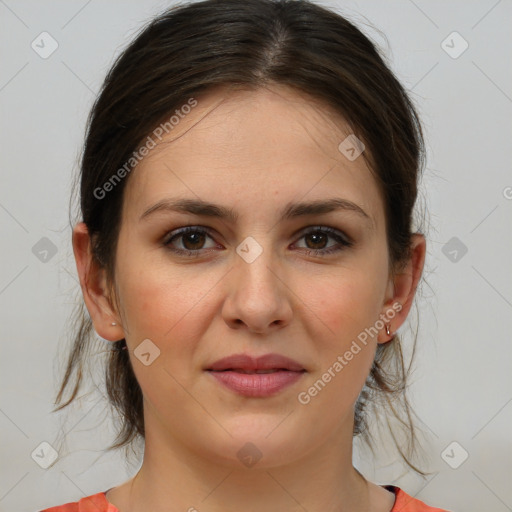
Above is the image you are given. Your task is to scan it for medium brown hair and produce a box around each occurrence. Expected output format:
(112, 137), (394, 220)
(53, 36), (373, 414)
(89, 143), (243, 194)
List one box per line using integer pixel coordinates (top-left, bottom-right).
(56, 0), (428, 474)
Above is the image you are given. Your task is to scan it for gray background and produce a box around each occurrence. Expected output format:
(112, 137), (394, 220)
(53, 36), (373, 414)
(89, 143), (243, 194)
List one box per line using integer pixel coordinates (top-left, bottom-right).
(1, 1), (511, 511)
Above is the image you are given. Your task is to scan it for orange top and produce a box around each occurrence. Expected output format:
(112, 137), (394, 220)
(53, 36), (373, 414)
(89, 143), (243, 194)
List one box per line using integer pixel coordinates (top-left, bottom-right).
(39, 485), (450, 511)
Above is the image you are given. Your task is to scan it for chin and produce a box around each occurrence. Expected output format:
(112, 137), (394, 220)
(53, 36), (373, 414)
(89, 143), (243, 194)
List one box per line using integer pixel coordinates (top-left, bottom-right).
(199, 419), (306, 470)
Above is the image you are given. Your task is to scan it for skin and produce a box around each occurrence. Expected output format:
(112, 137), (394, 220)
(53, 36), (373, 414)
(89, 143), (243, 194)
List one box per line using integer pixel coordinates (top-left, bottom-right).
(73, 83), (426, 512)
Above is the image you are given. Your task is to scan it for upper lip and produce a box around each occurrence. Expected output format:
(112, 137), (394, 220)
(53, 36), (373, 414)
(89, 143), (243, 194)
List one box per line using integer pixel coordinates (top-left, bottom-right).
(206, 353), (305, 372)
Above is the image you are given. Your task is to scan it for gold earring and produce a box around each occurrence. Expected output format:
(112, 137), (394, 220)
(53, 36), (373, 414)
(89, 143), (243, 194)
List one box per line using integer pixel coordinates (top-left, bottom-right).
(385, 323), (391, 336)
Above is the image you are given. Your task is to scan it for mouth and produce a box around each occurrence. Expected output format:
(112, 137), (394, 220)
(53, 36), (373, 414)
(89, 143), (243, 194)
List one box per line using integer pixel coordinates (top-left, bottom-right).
(205, 352), (306, 372)
(205, 353), (306, 397)
(210, 368), (303, 374)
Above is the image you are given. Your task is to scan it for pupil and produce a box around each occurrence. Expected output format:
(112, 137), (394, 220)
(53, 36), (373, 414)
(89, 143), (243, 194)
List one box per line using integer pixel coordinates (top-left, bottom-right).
(184, 232), (204, 250)
(308, 233), (326, 249)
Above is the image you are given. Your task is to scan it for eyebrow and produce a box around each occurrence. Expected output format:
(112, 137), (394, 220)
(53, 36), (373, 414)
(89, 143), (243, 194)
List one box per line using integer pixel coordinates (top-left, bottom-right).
(139, 197), (372, 226)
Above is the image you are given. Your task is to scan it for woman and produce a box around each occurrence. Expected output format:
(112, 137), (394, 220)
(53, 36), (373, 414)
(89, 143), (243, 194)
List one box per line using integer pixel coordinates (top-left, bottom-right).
(40, 0), (449, 510)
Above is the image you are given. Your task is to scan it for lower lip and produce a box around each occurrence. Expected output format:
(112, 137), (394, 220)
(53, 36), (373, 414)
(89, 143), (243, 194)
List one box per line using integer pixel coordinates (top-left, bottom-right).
(207, 370), (305, 397)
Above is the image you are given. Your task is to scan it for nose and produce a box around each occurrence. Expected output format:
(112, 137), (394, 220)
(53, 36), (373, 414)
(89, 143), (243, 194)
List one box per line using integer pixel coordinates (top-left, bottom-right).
(222, 244), (293, 335)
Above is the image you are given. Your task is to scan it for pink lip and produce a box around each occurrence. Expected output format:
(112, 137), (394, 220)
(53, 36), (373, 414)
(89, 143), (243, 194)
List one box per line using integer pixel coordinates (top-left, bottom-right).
(206, 353), (305, 372)
(205, 353), (306, 397)
(207, 370), (304, 397)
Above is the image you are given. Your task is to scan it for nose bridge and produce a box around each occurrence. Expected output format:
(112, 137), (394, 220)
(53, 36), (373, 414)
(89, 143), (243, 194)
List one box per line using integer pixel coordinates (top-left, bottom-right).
(234, 234), (281, 295)
(225, 232), (293, 331)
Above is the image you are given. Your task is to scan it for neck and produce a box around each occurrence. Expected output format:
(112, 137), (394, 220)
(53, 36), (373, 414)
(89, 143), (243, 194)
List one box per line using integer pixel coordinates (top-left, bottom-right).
(122, 408), (371, 512)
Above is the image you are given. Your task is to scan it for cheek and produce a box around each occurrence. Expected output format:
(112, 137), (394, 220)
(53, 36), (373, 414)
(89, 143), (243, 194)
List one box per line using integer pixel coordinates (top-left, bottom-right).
(117, 244), (192, 328)
(292, 263), (387, 408)
(306, 265), (386, 343)
(116, 257), (218, 363)
(117, 265), (214, 411)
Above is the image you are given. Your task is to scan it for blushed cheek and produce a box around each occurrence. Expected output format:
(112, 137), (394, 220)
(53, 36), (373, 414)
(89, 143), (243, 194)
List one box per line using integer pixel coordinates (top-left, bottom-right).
(312, 282), (379, 398)
(306, 277), (382, 347)
(117, 255), (188, 333)
(319, 277), (384, 393)
(119, 276), (206, 402)
(118, 269), (214, 368)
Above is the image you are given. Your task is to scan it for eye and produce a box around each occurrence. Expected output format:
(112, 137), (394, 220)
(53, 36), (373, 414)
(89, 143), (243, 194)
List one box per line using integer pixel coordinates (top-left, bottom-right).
(162, 226), (217, 257)
(162, 226), (353, 257)
(294, 226), (353, 256)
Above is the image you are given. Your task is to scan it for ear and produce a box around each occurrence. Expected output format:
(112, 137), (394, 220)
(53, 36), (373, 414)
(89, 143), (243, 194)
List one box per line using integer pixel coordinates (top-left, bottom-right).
(72, 222), (124, 342)
(377, 233), (426, 343)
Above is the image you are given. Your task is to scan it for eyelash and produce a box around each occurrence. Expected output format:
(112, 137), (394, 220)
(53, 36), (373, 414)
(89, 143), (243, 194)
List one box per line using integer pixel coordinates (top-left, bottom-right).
(162, 225), (353, 258)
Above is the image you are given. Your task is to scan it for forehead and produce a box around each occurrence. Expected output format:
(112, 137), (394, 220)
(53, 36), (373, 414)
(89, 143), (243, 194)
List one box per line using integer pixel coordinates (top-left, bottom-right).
(122, 84), (384, 227)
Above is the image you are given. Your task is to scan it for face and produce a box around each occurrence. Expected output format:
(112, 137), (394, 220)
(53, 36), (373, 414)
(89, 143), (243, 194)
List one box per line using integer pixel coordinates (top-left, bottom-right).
(107, 84), (400, 467)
